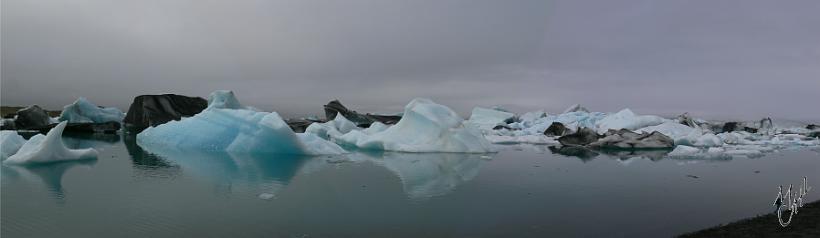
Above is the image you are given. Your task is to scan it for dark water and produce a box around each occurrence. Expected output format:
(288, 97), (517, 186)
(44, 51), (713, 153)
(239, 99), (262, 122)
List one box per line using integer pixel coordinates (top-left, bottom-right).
(2, 134), (819, 237)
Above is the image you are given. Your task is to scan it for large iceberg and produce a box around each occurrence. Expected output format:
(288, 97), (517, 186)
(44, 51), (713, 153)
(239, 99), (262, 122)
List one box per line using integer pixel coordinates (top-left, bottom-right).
(1, 131), (26, 160)
(59, 97), (125, 123)
(137, 90), (345, 155)
(4, 122), (99, 165)
(331, 98), (495, 153)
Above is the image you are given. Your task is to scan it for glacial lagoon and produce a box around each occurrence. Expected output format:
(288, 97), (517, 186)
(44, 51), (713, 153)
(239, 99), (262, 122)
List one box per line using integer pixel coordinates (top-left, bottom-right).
(2, 134), (819, 237)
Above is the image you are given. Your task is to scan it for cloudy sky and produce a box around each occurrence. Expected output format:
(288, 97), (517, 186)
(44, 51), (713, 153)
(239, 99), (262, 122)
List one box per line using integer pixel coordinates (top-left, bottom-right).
(2, 0), (819, 120)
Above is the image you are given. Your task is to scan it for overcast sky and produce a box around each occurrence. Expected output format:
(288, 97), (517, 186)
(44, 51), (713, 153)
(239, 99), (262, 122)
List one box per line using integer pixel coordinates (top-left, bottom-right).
(2, 0), (819, 121)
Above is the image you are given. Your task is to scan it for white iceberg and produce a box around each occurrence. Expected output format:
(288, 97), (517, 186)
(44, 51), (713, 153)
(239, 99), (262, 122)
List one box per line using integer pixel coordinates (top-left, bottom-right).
(1, 131), (26, 160)
(59, 97), (125, 123)
(335, 98), (495, 153)
(137, 90), (345, 155)
(304, 114), (359, 140)
(4, 122), (99, 165)
(595, 108), (667, 133)
(467, 107), (516, 130)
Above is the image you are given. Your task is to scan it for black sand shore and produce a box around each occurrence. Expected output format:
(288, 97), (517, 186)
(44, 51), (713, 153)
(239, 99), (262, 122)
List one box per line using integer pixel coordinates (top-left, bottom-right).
(679, 199), (820, 237)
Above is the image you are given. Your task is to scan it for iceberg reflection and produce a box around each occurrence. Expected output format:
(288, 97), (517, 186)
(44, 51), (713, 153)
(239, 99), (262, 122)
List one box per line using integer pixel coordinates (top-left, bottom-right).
(369, 152), (486, 200)
(1, 160), (97, 204)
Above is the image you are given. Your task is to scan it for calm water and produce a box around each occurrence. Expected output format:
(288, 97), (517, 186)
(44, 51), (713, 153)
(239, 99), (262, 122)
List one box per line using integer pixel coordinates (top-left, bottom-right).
(2, 134), (819, 237)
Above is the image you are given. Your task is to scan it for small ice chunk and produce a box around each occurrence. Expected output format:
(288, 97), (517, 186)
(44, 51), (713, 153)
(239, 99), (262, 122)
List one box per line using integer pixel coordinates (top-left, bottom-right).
(668, 145), (701, 157)
(258, 193), (275, 200)
(4, 122), (99, 164)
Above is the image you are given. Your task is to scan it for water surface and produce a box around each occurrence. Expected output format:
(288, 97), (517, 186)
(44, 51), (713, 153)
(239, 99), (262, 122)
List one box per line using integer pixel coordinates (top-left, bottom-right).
(2, 134), (819, 237)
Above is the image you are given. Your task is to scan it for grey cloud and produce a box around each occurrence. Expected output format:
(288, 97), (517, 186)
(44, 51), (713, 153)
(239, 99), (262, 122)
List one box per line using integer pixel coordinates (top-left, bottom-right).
(2, 0), (818, 121)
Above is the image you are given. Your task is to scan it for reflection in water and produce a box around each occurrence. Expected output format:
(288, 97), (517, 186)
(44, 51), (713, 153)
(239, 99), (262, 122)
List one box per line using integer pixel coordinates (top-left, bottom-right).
(1, 160), (97, 204)
(599, 149), (669, 162)
(368, 153), (485, 200)
(139, 144), (311, 197)
(137, 139), (487, 200)
(61, 132), (120, 150)
(549, 146), (599, 162)
(123, 134), (181, 178)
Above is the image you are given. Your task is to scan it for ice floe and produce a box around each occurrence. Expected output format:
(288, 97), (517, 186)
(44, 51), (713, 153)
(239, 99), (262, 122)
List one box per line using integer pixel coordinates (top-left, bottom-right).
(4, 122), (99, 165)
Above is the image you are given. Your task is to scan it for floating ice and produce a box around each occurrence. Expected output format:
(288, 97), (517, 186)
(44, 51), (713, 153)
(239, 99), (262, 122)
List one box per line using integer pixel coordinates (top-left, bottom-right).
(137, 90), (345, 155)
(595, 108), (667, 133)
(304, 114), (359, 140)
(1, 131), (26, 160)
(4, 122), (99, 165)
(59, 97), (125, 123)
(335, 98), (495, 153)
(668, 145), (701, 157)
(466, 107), (516, 130)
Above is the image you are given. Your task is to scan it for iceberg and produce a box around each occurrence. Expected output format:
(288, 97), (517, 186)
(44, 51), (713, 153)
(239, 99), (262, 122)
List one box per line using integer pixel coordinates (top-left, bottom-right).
(59, 97), (125, 123)
(4, 122), (99, 165)
(335, 98), (495, 153)
(137, 90), (345, 155)
(304, 114), (359, 140)
(466, 107), (516, 130)
(1, 131), (26, 160)
(14, 105), (52, 129)
(595, 108), (667, 133)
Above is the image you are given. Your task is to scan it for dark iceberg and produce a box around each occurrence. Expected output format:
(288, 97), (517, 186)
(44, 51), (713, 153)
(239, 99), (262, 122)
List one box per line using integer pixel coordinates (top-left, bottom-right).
(124, 94), (208, 131)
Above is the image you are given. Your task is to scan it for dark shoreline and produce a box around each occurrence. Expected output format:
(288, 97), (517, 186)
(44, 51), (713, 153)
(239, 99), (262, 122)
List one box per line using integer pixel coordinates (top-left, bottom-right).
(679, 199), (820, 237)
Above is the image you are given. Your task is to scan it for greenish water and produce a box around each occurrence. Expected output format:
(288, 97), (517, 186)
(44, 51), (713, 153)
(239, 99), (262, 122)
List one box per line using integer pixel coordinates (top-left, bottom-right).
(2, 134), (819, 237)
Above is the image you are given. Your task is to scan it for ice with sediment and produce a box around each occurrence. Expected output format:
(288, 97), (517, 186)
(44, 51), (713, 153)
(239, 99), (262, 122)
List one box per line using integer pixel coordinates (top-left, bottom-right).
(59, 97), (125, 123)
(137, 90), (345, 155)
(333, 98), (495, 153)
(1, 131), (26, 160)
(4, 122), (99, 164)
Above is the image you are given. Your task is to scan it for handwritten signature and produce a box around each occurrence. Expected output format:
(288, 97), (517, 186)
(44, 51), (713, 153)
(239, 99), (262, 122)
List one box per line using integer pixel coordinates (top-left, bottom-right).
(772, 176), (811, 227)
